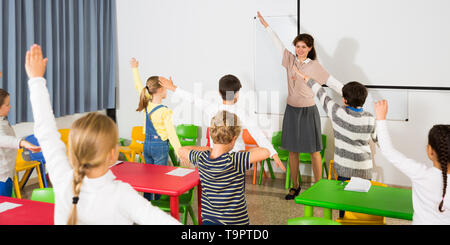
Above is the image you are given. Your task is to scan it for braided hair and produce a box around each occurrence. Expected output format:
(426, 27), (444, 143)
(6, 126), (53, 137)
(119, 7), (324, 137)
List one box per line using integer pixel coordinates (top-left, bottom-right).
(428, 125), (450, 212)
(66, 112), (118, 225)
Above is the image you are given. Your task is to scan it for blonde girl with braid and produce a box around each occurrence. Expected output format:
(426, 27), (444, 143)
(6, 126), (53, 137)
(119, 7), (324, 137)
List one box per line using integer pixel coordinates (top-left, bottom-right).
(130, 58), (181, 201)
(25, 44), (180, 225)
(374, 100), (450, 225)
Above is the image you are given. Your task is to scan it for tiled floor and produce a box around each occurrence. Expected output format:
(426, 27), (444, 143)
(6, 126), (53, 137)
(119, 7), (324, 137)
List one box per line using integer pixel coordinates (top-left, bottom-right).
(20, 173), (412, 225)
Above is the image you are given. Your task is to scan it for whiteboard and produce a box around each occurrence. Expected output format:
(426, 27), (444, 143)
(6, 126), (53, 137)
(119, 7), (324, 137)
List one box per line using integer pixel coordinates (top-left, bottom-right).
(300, 0), (450, 88)
(253, 15), (409, 121)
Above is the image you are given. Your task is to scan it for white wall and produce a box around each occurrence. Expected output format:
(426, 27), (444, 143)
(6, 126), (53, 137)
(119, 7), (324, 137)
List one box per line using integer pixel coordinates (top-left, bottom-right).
(114, 0), (450, 187)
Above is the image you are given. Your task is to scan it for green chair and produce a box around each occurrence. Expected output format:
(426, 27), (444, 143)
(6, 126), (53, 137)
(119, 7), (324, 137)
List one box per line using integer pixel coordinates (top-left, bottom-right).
(150, 187), (198, 225)
(169, 124), (199, 167)
(273, 132), (329, 190)
(30, 188), (55, 203)
(287, 216), (341, 225)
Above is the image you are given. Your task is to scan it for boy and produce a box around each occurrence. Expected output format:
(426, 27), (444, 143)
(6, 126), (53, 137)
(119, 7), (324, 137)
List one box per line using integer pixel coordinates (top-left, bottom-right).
(293, 66), (377, 181)
(128, 58), (284, 171)
(177, 110), (270, 225)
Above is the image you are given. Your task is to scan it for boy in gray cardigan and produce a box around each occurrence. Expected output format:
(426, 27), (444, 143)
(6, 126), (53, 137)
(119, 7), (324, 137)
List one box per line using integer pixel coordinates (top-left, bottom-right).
(293, 66), (377, 181)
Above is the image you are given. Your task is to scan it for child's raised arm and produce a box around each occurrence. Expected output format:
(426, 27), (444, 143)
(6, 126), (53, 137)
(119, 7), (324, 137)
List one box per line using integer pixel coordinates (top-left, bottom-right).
(130, 58), (149, 98)
(26, 44), (73, 185)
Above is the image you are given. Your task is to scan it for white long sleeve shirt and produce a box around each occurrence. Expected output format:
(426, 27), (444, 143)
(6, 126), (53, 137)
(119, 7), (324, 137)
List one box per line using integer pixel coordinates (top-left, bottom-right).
(28, 77), (180, 225)
(376, 120), (450, 225)
(0, 116), (21, 182)
(173, 88), (277, 157)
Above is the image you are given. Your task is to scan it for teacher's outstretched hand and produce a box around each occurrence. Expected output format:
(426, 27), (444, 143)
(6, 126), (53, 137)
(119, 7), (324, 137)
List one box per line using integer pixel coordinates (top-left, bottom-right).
(257, 11), (269, 28)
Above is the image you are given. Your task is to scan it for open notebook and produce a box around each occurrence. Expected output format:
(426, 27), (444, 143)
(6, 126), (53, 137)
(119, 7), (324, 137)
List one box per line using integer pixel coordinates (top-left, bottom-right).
(344, 177), (372, 192)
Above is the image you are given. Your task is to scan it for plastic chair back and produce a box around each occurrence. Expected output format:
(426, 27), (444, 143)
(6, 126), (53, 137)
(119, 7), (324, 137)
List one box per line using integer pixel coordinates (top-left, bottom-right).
(287, 216), (341, 225)
(271, 131), (289, 156)
(58, 128), (70, 147)
(242, 129), (258, 150)
(176, 124), (198, 146)
(131, 126), (145, 142)
(24, 135), (45, 163)
(31, 188), (55, 203)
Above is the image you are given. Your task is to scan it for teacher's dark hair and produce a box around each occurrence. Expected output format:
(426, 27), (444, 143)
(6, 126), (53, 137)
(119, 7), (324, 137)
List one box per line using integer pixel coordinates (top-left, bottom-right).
(292, 33), (317, 60)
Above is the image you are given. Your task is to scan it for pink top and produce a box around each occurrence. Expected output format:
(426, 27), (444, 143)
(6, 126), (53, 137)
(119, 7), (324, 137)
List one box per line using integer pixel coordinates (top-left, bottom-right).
(282, 49), (330, 107)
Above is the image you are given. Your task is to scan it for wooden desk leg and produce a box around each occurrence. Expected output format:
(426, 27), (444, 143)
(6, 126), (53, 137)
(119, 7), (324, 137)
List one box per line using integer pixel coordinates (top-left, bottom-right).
(304, 206), (314, 217)
(323, 208), (332, 220)
(170, 196), (179, 221)
(197, 184), (202, 225)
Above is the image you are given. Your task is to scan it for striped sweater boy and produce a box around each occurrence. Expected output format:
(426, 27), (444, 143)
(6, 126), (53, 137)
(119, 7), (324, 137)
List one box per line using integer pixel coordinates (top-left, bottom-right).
(307, 79), (377, 179)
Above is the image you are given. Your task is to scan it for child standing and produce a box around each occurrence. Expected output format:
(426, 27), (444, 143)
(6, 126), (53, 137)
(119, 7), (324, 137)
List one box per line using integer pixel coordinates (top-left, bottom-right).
(26, 44), (180, 225)
(130, 58), (182, 201)
(374, 100), (450, 225)
(178, 110), (270, 225)
(0, 72), (41, 197)
(294, 67), (377, 181)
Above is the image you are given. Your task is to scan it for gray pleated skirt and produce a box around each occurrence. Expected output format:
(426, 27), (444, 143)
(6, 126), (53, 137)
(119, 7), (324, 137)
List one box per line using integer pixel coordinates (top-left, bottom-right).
(281, 104), (322, 153)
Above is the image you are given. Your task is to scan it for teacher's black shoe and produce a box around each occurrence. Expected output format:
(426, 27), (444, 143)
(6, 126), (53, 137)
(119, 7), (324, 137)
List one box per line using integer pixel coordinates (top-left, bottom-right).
(285, 187), (301, 200)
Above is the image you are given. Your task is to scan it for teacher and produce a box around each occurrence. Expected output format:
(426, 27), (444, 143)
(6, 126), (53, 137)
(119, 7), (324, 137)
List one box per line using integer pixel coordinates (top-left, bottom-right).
(257, 12), (344, 200)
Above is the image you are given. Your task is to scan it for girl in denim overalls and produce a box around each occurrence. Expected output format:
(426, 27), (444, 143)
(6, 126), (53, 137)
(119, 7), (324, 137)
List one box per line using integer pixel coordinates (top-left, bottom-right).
(132, 59), (182, 201)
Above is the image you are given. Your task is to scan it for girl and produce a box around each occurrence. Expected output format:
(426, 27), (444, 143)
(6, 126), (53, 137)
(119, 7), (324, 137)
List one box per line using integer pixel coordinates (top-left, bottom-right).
(26, 44), (180, 225)
(130, 58), (182, 201)
(374, 100), (450, 224)
(0, 72), (41, 197)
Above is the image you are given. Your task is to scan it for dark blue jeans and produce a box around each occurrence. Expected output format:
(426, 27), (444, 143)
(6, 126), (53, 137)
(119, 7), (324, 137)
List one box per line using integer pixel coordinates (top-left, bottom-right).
(337, 176), (351, 218)
(143, 140), (169, 201)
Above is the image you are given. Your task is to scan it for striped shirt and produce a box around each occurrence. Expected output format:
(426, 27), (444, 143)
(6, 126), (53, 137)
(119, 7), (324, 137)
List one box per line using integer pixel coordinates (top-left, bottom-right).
(307, 79), (377, 179)
(189, 150), (251, 225)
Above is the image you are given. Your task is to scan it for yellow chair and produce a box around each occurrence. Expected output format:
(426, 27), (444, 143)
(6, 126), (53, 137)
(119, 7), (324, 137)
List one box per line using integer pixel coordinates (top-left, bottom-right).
(13, 149), (44, 199)
(58, 128), (70, 149)
(329, 160), (386, 225)
(119, 126), (145, 163)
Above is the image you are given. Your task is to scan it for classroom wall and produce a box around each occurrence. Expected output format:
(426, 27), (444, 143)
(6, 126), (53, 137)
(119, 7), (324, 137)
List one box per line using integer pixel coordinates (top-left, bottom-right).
(114, 0), (450, 188)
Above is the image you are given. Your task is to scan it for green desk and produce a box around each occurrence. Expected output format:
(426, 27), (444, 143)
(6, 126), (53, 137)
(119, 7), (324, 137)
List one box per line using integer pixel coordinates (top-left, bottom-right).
(295, 179), (413, 220)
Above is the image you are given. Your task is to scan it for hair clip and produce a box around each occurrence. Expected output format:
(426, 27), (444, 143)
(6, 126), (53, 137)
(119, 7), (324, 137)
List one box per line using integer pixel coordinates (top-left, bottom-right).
(72, 196), (79, 205)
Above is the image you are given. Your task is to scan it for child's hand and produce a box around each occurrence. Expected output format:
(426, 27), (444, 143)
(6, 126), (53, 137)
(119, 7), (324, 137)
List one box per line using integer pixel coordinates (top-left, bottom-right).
(20, 140), (42, 153)
(130, 58), (139, 68)
(158, 76), (177, 92)
(272, 154), (286, 172)
(25, 44), (48, 79)
(257, 11), (269, 28)
(374, 100), (388, 120)
(0, 71), (2, 79)
(292, 65), (309, 82)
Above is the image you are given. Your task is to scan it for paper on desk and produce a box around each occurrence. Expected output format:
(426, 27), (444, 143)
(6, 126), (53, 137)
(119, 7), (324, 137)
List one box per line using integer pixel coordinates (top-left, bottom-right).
(166, 168), (195, 177)
(109, 161), (123, 168)
(0, 202), (22, 213)
(344, 177), (372, 192)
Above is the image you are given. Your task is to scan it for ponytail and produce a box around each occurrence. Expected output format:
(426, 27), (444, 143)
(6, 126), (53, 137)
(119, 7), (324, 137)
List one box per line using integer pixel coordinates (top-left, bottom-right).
(136, 86), (151, 112)
(136, 76), (161, 112)
(428, 125), (450, 212)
